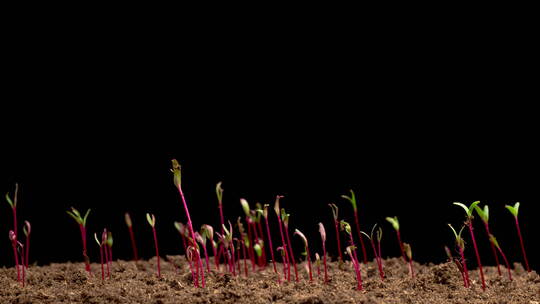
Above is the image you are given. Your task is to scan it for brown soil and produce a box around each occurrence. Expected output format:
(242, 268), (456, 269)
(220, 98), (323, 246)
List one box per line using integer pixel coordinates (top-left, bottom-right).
(1, 257), (538, 304)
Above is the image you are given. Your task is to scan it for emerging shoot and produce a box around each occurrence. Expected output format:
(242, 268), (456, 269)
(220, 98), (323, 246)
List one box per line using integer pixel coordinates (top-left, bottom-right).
(124, 212), (139, 261)
(66, 207), (92, 274)
(385, 216), (406, 262)
(341, 190), (368, 264)
(448, 223), (470, 288)
(474, 204), (501, 276)
(328, 203), (343, 263)
(294, 229), (313, 282)
(146, 213), (161, 278)
(505, 202), (530, 272)
(318, 222), (329, 282)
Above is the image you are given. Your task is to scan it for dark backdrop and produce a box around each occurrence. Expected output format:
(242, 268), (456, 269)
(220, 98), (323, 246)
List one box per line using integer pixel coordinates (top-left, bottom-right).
(1, 21), (538, 272)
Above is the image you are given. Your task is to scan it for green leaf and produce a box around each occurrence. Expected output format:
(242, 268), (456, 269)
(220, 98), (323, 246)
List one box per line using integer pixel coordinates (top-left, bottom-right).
(505, 202), (520, 218)
(448, 223), (459, 239)
(253, 243), (262, 257)
(67, 210), (82, 225)
(216, 181), (224, 204)
(475, 205), (489, 223)
(146, 213), (155, 227)
(453, 201), (480, 217)
(6, 193), (14, 208)
(489, 234), (500, 249)
(340, 220), (351, 235)
(328, 203), (339, 220)
(341, 189), (357, 211)
(94, 233), (101, 246)
(385, 216), (400, 231)
(240, 198), (250, 217)
(171, 159), (182, 188)
(82, 209), (91, 227)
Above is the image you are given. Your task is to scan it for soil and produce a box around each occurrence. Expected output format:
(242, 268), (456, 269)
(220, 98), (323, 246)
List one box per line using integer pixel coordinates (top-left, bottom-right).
(1, 257), (538, 304)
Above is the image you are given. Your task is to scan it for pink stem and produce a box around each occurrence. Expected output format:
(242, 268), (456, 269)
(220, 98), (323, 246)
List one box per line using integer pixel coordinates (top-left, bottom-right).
(264, 217), (278, 274)
(284, 225), (299, 282)
(20, 249), (25, 287)
(495, 245), (512, 280)
(201, 243), (210, 272)
(408, 258), (415, 278)
(353, 211), (368, 264)
(257, 221), (267, 266)
(242, 241), (248, 276)
(104, 242), (110, 279)
(11, 240), (20, 282)
(514, 218), (530, 272)
(333, 220), (343, 262)
(246, 220), (256, 270)
(128, 227), (139, 261)
(347, 233), (363, 290)
(25, 234), (30, 269)
(13, 208), (18, 242)
(79, 225), (91, 274)
(152, 227), (161, 278)
(100, 245), (105, 281)
(396, 230), (406, 262)
(322, 240), (328, 283)
(276, 216), (290, 281)
(369, 239), (384, 280)
(459, 246), (470, 288)
(482, 222), (501, 276)
(467, 223), (485, 291)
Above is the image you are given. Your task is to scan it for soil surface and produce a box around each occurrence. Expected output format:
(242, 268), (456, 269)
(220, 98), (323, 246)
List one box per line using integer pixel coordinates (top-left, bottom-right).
(1, 256), (538, 303)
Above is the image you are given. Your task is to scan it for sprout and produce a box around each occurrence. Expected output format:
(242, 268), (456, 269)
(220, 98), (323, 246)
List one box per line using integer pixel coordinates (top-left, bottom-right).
(488, 234), (513, 280)
(254, 243), (262, 258)
(294, 229), (312, 281)
(453, 201), (485, 290)
(341, 189), (368, 264)
(385, 216), (406, 262)
(360, 224), (385, 280)
(505, 202), (530, 272)
(448, 223), (470, 288)
(124, 212), (133, 227)
(146, 213), (160, 278)
(318, 222), (329, 283)
(240, 198), (251, 218)
(385, 216), (399, 231)
(66, 207), (91, 274)
(403, 242), (415, 278)
(475, 204), (502, 276)
(216, 181), (224, 205)
(22, 221), (31, 269)
(124, 212), (139, 261)
(329, 203), (343, 263)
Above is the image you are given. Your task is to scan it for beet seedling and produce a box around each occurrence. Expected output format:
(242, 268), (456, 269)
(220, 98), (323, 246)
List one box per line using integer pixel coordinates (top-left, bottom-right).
(340, 220), (363, 290)
(341, 190), (368, 264)
(505, 202), (530, 272)
(489, 234), (512, 280)
(171, 159), (204, 286)
(22, 221), (31, 269)
(8, 230), (21, 282)
(259, 204), (278, 274)
(403, 242), (415, 278)
(315, 253), (321, 278)
(274, 195), (290, 281)
(146, 213), (161, 278)
(94, 230), (107, 281)
(66, 207), (92, 274)
(328, 203), (343, 263)
(124, 212), (139, 262)
(385, 216), (406, 262)
(282, 208), (299, 282)
(237, 217), (249, 276)
(195, 229), (210, 272)
(318, 222), (329, 282)
(216, 182), (225, 234)
(294, 229), (313, 282)
(360, 224), (385, 280)
(202, 224), (218, 270)
(240, 199), (256, 270)
(474, 204), (501, 276)
(106, 231), (113, 276)
(454, 201), (485, 290)
(5, 183), (19, 238)
(448, 223), (470, 288)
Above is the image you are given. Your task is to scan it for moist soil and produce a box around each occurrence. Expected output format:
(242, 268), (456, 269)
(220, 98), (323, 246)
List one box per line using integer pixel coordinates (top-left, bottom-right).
(1, 257), (538, 304)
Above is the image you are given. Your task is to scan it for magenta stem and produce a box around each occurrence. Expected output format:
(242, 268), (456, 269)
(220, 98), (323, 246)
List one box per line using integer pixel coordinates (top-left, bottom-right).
(25, 234), (30, 269)
(257, 221), (267, 266)
(13, 208), (18, 241)
(20, 249), (25, 287)
(482, 222), (501, 276)
(201, 243), (210, 272)
(242, 241), (248, 276)
(79, 225), (91, 274)
(151, 226), (161, 278)
(104, 242), (110, 279)
(514, 217), (530, 272)
(218, 203), (225, 234)
(396, 230), (406, 262)
(322, 240), (328, 283)
(128, 226), (139, 261)
(495, 245), (512, 280)
(100, 245), (105, 281)
(276, 216), (290, 281)
(353, 211), (368, 264)
(284, 225), (299, 282)
(347, 233), (363, 290)
(467, 223), (485, 290)
(458, 246), (470, 288)
(264, 217), (278, 274)
(246, 220), (256, 270)
(369, 239), (384, 280)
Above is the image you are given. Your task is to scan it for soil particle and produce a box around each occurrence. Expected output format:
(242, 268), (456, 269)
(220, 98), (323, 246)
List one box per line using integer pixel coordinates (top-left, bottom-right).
(1, 257), (538, 303)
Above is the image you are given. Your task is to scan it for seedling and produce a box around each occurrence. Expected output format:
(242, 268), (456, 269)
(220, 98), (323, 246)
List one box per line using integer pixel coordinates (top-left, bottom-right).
(274, 195), (290, 281)
(259, 204), (278, 274)
(66, 207), (92, 274)
(282, 208), (299, 282)
(403, 242), (415, 278)
(171, 159), (204, 286)
(94, 229), (107, 281)
(489, 234), (512, 280)
(294, 229), (313, 282)
(5, 183), (19, 238)
(328, 203), (343, 263)
(8, 230), (21, 282)
(124, 212), (139, 261)
(18, 241), (25, 287)
(318, 222), (329, 282)
(202, 224), (219, 270)
(341, 190), (368, 264)
(385, 216), (406, 262)
(146, 213), (161, 278)
(454, 201), (485, 290)
(195, 229), (210, 272)
(175, 222), (196, 283)
(448, 223), (470, 288)
(216, 182), (225, 234)
(360, 224), (385, 280)
(237, 217), (249, 276)
(240, 199), (256, 270)
(505, 202), (530, 272)
(340, 221), (363, 290)
(106, 231), (113, 276)
(474, 204), (501, 276)
(315, 253), (321, 278)
(220, 221), (235, 277)
(254, 203), (267, 267)
(254, 242), (263, 266)
(22, 221), (31, 269)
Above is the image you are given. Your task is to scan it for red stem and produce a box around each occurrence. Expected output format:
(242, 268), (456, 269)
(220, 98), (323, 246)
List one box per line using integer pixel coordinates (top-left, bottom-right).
(353, 211), (368, 264)
(104, 242), (110, 279)
(79, 225), (91, 274)
(25, 234), (30, 269)
(13, 208), (18, 242)
(284, 225), (299, 282)
(369, 239), (384, 280)
(276, 216), (290, 281)
(218, 203), (225, 235)
(128, 226), (139, 261)
(229, 243), (236, 277)
(458, 246), (470, 288)
(467, 222), (485, 291)
(201, 243), (210, 272)
(176, 186), (204, 285)
(408, 257), (415, 278)
(396, 230), (406, 262)
(264, 217), (278, 274)
(246, 220), (256, 270)
(322, 240), (328, 283)
(482, 222), (501, 276)
(11, 240), (20, 282)
(257, 221), (267, 266)
(151, 226), (161, 278)
(242, 241), (248, 276)
(347, 233), (363, 290)
(20, 248), (25, 287)
(514, 217), (530, 272)
(236, 241), (241, 275)
(495, 245), (512, 280)
(333, 220), (343, 262)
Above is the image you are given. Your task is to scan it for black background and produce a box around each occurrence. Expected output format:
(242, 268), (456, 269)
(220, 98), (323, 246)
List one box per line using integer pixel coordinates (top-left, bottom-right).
(1, 17), (538, 272)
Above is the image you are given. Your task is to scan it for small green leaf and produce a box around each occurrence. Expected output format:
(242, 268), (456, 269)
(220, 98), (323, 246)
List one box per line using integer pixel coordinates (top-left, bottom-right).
(505, 202), (520, 218)
(385, 216), (400, 231)
(6, 193), (15, 208)
(107, 232), (113, 247)
(171, 159), (182, 188)
(67, 210), (82, 224)
(82, 209), (91, 227)
(94, 233), (101, 246)
(475, 205), (489, 223)
(403, 242), (412, 260)
(453, 201), (480, 217)
(216, 181), (224, 204)
(281, 208), (290, 227)
(274, 195), (282, 217)
(146, 213), (155, 227)
(340, 220), (351, 235)
(240, 198), (250, 217)
(341, 189), (358, 211)
(489, 234), (500, 249)
(254, 243), (262, 257)
(328, 203), (339, 220)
